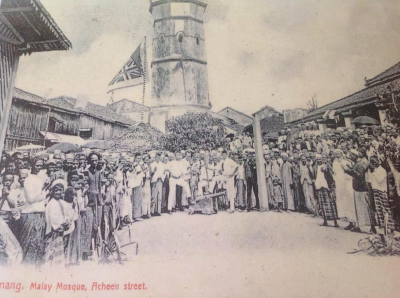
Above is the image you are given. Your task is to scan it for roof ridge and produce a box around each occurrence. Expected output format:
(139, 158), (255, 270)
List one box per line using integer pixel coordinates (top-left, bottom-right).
(366, 61), (400, 85)
(216, 107), (253, 119)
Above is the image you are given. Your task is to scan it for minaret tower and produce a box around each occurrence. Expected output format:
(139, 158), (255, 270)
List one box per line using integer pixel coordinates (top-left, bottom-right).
(149, 0), (210, 131)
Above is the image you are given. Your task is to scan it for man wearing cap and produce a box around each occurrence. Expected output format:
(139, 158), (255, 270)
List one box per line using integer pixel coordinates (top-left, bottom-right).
(150, 153), (164, 216)
(280, 152), (294, 211)
(244, 151), (259, 212)
(347, 149), (376, 233)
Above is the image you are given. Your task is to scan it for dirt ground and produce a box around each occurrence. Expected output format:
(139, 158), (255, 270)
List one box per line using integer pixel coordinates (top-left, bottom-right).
(2, 211), (400, 298)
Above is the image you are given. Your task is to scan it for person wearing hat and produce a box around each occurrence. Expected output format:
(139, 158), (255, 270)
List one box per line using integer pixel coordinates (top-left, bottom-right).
(150, 153), (165, 216)
(280, 152), (294, 211)
(299, 154), (316, 215)
(18, 157), (48, 266)
(126, 153), (145, 221)
(243, 151), (259, 212)
(346, 149), (376, 233)
(234, 155), (247, 211)
(313, 154), (339, 227)
(264, 154), (275, 209)
(44, 179), (71, 267)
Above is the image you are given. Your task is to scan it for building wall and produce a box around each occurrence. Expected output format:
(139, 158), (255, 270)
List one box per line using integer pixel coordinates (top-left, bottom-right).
(108, 100), (150, 122)
(5, 99), (48, 150)
(79, 115), (127, 140)
(151, 1), (209, 108)
(217, 108), (253, 126)
(258, 108), (281, 120)
(283, 108), (308, 123)
(49, 110), (80, 135)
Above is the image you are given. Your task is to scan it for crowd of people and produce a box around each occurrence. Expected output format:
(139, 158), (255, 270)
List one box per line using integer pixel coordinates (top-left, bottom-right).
(0, 122), (400, 267)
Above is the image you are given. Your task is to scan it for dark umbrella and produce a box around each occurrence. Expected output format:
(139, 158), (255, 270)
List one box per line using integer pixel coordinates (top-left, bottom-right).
(352, 116), (380, 126)
(82, 140), (112, 150)
(264, 132), (279, 141)
(47, 142), (80, 154)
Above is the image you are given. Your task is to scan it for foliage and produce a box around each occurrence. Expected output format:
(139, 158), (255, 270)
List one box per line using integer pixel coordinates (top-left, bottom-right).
(110, 123), (165, 153)
(349, 234), (400, 256)
(307, 95), (319, 111)
(376, 86), (400, 126)
(164, 112), (226, 152)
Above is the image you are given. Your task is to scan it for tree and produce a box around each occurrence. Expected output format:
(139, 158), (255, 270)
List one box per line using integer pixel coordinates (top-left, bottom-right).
(307, 95), (319, 111)
(164, 112), (226, 152)
(376, 85), (400, 126)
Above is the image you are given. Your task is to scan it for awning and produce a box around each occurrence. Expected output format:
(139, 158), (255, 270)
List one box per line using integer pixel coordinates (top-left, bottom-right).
(39, 131), (86, 146)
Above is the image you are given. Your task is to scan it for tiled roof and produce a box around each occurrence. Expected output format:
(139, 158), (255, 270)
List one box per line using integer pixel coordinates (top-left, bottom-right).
(217, 107), (253, 120)
(244, 115), (285, 134)
(46, 96), (137, 126)
(289, 78), (400, 124)
(365, 62), (400, 87)
(253, 105), (283, 116)
(13, 88), (46, 104)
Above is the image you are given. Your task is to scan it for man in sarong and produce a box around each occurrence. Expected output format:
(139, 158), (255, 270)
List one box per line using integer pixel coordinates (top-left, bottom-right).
(19, 158), (48, 267)
(347, 149), (376, 233)
(313, 154), (339, 227)
(367, 156), (394, 233)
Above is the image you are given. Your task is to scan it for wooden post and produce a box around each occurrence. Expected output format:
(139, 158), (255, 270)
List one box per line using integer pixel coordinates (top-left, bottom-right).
(253, 113), (269, 211)
(0, 54), (20, 154)
(43, 107), (52, 146)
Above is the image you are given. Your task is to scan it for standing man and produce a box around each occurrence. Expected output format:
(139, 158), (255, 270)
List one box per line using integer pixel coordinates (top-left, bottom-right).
(150, 153), (164, 216)
(313, 154), (339, 227)
(347, 149), (376, 233)
(167, 152), (191, 214)
(208, 151), (239, 213)
(244, 152), (259, 212)
(280, 153), (294, 211)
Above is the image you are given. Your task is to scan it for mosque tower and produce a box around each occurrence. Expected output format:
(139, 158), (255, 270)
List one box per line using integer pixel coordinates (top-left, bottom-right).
(149, 0), (211, 131)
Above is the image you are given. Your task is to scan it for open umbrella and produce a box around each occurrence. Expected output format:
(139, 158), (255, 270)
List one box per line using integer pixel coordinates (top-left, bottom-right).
(82, 140), (112, 150)
(47, 142), (80, 154)
(263, 132), (279, 140)
(352, 116), (380, 126)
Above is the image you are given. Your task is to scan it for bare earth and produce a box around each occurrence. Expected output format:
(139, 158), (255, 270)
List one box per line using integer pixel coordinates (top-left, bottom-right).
(2, 211), (400, 298)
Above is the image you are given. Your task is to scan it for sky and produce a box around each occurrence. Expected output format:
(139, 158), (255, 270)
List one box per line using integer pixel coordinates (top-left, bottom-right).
(15, 0), (400, 116)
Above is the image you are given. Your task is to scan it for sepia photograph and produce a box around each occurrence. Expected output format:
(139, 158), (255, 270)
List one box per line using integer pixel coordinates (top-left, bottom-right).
(0, 0), (400, 297)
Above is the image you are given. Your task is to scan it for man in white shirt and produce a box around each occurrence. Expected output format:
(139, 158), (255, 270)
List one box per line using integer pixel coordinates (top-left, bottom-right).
(208, 151), (239, 213)
(150, 153), (165, 215)
(167, 152), (191, 213)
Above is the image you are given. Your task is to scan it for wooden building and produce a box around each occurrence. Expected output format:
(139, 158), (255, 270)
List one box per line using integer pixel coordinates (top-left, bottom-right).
(4, 89), (136, 151)
(0, 0), (71, 153)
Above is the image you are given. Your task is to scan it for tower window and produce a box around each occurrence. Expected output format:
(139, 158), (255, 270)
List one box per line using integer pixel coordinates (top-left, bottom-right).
(159, 34), (165, 43)
(196, 36), (200, 45)
(178, 34), (183, 43)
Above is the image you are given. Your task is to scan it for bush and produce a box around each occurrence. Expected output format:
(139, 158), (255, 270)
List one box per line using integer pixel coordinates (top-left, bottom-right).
(164, 112), (226, 152)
